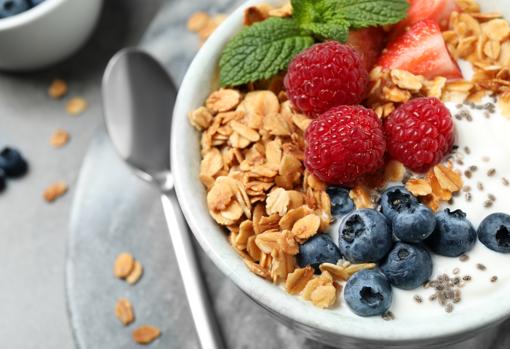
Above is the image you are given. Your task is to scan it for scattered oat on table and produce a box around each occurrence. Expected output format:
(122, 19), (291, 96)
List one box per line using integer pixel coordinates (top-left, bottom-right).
(66, 97), (88, 115)
(132, 325), (161, 345)
(43, 181), (68, 202)
(48, 79), (68, 99)
(126, 260), (144, 285)
(115, 298), (135, 326)
(49, 129), (70, 148)
(113, 252), (135, 279)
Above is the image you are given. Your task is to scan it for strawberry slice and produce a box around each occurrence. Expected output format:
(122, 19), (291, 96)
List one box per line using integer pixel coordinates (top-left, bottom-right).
(393, 0), (460, 35)
(347, 27), (386, 72)
(378, 19), (462, 80)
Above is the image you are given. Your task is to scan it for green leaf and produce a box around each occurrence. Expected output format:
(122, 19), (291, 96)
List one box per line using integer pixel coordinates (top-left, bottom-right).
(219, 18), (314, 86)
(329, 0), (409, 28)
(302, 22), (349, 43)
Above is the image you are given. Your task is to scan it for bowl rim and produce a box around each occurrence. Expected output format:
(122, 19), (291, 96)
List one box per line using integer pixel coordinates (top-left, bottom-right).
(0, 0), (65, 31)
(172, 0), (510, 343)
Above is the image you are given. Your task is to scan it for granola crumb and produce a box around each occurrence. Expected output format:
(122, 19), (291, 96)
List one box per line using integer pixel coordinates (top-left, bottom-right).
(43, 181), (68, 202)
(48, 79), (68, 99)
(66, 97), (88, 115)
(115, 298), (135, 326)
(132, 325), (161, 345)
(50, 129), (70, 148)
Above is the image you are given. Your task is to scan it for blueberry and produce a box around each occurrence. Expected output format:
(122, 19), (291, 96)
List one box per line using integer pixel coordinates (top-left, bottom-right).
(297, 234), (341, 273)
(380, 186), (419, 221)
(380, 242), (432, 290)
(0, 0), (30, 18)
(344, 269), (392, 317)
(327, 187), (355, 216)
(338, 209), (393, 263)
(478, 213), (510, 253)
(0, 147), (28, 177)
(425, 209), (476, 257)
(0, 169), (6, 193)
(392, 204), (436, 243)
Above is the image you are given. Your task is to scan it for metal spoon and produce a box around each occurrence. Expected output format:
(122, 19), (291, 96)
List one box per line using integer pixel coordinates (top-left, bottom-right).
(102, 48), (225, 349)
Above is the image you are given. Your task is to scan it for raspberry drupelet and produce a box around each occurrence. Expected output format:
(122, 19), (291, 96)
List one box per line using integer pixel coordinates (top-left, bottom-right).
(384, 97), (455, 173)
(284, 41), (369, 118)
(304, 105), (386, 185)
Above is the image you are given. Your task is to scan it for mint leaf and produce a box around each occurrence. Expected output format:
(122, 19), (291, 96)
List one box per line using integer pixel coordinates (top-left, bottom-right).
(219, 18), (314, 86)
(329, 0), (409, 28)
(292, 0), (349, 42)
(302, 22), (349, 43)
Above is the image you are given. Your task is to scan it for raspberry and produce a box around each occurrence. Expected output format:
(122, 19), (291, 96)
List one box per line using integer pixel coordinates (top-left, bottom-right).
(284, 41), (369, 118)
(384, 97), (454, 173)
(304, 105), (386, 185)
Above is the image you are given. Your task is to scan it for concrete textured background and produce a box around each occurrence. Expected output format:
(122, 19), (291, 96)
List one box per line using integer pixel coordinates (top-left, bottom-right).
(0, 1), (162, 347)
(1, 0), (510, 348)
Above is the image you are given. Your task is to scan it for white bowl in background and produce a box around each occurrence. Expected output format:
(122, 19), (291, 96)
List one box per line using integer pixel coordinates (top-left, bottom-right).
(172, 0), (510, 347)
(0, 0), (102, 71)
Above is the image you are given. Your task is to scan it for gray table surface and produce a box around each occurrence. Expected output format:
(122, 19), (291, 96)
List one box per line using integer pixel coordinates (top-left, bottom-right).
(2, 0), (510, 348)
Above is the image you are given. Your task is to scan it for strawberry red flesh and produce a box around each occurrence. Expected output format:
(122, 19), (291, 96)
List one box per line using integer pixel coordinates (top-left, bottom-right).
(394, 0), (460, 35)
(378, 19), (462, 80)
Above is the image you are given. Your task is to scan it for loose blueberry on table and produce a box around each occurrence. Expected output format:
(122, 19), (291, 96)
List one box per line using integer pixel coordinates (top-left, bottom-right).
(0, 147), (29, 193)
(0, 0), (45, 19)
(191, 0), (510, 317)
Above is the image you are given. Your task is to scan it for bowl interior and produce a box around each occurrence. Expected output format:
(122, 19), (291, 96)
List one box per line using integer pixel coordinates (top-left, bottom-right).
(172, 0), (510, 343)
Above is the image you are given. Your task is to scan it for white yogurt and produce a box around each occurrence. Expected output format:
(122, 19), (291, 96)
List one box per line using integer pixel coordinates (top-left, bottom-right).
(327, 95), (510, 319)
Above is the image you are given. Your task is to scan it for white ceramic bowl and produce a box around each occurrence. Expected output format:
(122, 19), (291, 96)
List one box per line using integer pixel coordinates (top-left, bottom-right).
(0, 0), (102, 71)
(172, 1), (510, 347)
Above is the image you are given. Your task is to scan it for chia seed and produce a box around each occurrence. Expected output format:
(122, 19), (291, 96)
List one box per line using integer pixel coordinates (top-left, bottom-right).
(445, 304), (454, 313)
(488, 194), (496, 202)
(465, 192), (473, 201)
(464, 146), (471, 154)
(484, 200), (493, 208)
(463, 275), (472, 281)
(382, 311), (395, 321)
(491, 276), (498, 283)
(453, 267), (460, 275)
(487, 168), (496, 177)
(469, 165), (478, 172)
(414, 295), (423, 304)
(456, 159), (465, 166)
(477, 182), (484, 191)
(463, 186), (472, 192)
(459, 254), (469, 262)
(464, 170), (472, 179)
(503, 177), (509, 186)
(477, 263), (487, 271)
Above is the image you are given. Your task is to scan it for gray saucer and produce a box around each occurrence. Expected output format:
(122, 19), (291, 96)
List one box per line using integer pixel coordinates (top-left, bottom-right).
(65, 129), (336, 349)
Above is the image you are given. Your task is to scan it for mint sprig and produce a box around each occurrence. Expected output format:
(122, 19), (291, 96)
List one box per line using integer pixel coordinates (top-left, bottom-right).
(219, 0), (409, 87)
(219, 18), (314, 87)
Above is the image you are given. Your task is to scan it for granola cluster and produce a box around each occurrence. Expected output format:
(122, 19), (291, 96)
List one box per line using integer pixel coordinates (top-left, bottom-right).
(367, 1), (510, 117)
(190, 88), (377, 308)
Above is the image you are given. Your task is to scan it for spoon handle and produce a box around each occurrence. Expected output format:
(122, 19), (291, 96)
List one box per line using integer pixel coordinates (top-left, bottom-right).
(161, 192), (225, 349)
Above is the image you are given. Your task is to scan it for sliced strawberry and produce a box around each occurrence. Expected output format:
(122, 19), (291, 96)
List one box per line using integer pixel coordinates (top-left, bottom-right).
(393, 0), (460, 36)
(347, 27), (386, 72)
(378, 19), (462, 80)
